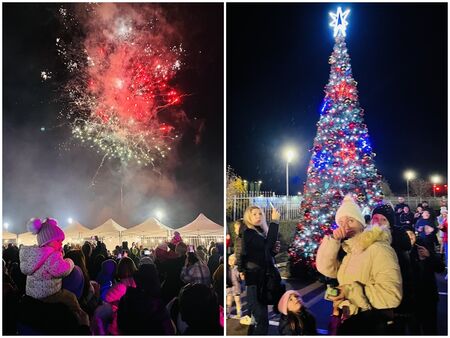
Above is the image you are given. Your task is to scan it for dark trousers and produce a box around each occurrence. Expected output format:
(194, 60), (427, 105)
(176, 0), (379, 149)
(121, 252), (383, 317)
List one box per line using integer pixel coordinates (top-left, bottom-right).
(415, 300), (438, 335)
(246, 285), (268, 335)
(337, 309), (394, 335)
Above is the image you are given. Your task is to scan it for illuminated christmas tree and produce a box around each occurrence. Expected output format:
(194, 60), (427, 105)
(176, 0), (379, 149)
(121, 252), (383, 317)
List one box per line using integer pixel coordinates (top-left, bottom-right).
(288, 7), (384, 271)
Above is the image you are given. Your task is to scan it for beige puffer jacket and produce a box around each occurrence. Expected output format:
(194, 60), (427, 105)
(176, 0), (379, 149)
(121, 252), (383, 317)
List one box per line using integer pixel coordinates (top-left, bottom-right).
(20, 245), (74, 299)
(316, 226), (402, 313)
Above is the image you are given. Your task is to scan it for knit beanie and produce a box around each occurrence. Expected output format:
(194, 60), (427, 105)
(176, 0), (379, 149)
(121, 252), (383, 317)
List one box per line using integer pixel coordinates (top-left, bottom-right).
(27, 218), (65, 247)
(277, 290), (303, 316)
(335, 195), (366, 227)
(62, 265), (85, 300)
(372, 204), (395, 227)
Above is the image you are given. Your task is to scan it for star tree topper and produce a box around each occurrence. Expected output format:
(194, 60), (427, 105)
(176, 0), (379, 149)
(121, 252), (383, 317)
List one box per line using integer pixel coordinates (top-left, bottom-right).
(329, 7), (350, 37)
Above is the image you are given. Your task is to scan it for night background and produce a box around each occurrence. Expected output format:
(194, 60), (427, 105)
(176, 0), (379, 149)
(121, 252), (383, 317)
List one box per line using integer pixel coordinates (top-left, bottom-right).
(227, 3), (447, 196)
(3, 3), (224, 233)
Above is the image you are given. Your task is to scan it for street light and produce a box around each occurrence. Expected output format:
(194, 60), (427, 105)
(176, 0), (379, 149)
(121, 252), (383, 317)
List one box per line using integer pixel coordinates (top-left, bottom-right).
(155, 210), (164, 220)
(283, 147), (296, 197)
(430, 175), (442, 199)
(403, 170), (416, 205)
(4, 222), (9, 229)
(67, 218), (73, 224)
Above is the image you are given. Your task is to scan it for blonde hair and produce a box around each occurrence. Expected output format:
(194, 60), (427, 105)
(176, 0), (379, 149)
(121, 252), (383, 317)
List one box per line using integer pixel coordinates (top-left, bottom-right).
(243, 205), (268, 235)
(228, 254), (236, 266)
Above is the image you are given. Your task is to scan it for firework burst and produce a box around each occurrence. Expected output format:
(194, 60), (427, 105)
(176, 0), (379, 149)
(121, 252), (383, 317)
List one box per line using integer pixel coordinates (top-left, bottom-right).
(53, 3), (186, 167)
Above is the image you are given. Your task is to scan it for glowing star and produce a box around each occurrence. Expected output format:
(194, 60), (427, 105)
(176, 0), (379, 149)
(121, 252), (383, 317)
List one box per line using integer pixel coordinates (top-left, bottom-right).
(329, 7), (350, 38)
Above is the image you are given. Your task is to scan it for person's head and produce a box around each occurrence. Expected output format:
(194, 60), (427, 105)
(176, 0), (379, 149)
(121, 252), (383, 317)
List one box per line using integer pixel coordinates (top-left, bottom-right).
(211, 247), (218, 256)
(27, 217), (65, 248)
(371, 204), (395, 228)
(243, 206), (268, 234)
(228, 254), (236, 266)
(81, 242), (92, 259)
(417, 206), (423, 213)
(406, 230), (416, 246)
(442, 209), (448, 219)
(278, 290), (304, 315)
(233, 219), (246, 236)
(167, 242), (176, 252)
(335, 195), (365, 237)
(97, 259), (117, 284)
(179, 283), (220, 330)
(403, 206), (410, 213)
(133, 263), (161, 296)
(175, 242), (188, 257)
(398, 197), (405, 204)
(209, 241), (215, 248)
(187, 252), (199, 266)
(62, 265), (85, 300)
(65, 250), (87, 272)
(422, 210), (430, 219)
(117, 256), (137, 280)
(422, 201), (429, 208)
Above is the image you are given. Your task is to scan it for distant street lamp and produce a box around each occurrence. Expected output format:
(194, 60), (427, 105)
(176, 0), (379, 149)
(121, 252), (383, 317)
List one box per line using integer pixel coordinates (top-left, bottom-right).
(67, 218), (73, 224)
(155, 210), (164, 221)
(4, 222), (9, 229)
(403, 170), (416, 204)
(430, 175), (442, 199)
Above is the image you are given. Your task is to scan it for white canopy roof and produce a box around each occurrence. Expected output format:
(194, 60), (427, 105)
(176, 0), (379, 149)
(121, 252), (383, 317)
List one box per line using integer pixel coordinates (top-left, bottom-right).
(18, 232), (37, 245)
(176, 213), (223, 237)
(63, 221), (92, 239)
(122, 217), (172, 237)
(2, 230), (17, 240)
(88, 219), (126, 237)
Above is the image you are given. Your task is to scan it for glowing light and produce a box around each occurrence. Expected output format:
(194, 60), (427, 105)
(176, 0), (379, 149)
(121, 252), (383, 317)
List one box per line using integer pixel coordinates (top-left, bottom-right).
(4, 223), (9, 229)
(284, 147), (296, 163)
(430, 175), (442, 184)
(404, 170), (416, 181)
(155, 210), (164, 220)
(68, 218), (73, 224)
(329, 7), (350, 38)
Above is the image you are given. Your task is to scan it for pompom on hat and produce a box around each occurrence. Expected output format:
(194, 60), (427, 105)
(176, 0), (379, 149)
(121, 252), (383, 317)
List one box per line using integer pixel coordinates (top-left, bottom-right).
(335, 194), (366, 228)
(27, 217), (65, 247)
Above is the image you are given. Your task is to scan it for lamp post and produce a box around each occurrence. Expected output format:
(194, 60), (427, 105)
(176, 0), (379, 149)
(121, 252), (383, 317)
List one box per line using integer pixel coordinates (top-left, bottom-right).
(430, 175), (442, 199)
(403, 170), (416, 205)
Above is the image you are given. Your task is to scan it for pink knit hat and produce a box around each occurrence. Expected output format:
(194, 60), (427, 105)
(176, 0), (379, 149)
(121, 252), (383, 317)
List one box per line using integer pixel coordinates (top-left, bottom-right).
(277, 290), (303, 315)
(27, 218), (65, 247)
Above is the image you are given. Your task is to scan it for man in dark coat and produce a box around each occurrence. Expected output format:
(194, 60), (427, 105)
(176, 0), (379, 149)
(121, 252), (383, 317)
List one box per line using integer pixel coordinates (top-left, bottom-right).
(394, 197), (409, 226)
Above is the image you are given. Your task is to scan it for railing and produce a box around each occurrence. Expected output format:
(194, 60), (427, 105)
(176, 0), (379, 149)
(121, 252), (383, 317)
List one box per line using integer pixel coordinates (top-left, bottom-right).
(228, 192), (447, 222)
(229, 191), (304, 222)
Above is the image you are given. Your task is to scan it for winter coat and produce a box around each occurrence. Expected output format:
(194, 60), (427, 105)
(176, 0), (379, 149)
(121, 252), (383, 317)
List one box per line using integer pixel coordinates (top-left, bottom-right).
(316, 227), (402, 313)
(234, 233), (244, 273)
(241, 222), (279, 286)
(415, 217), (436, 234)
(410, 236), (445, 304)
(207, 252), (221, 277)
(117, 287), (175, 335)
(278, 309), (317, 335)
(399, 212), (414, 230)
(104, 277), (136, 308)
(227, 265), (241, 295)
(180, 261), (211, 286)
(20, 245), (74, 299)
(160, 255), (185, 304)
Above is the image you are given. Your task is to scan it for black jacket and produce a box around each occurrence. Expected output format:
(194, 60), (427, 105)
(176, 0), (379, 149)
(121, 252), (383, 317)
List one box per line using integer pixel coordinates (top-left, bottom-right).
(399, 212), (415, 231)
(278, 309), (317, 335)
(241, 222), (279, 286)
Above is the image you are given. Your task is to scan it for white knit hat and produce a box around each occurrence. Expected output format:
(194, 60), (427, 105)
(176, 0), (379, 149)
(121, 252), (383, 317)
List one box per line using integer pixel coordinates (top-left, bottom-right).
(441, 207), (448, 214)
(335, 194), (366, 227)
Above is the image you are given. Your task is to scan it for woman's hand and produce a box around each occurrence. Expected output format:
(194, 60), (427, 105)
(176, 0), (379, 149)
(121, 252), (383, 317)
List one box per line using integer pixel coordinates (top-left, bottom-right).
(271, 206), (281, 221)
(328, 286), (345, 302)
(333, 226), (348, 241)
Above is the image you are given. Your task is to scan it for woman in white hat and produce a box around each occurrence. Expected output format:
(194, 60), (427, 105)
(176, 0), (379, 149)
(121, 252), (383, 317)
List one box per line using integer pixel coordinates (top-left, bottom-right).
(316, 194), (402, 335)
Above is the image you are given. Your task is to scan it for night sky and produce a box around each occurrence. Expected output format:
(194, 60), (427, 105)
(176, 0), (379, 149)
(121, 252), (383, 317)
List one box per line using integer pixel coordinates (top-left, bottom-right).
(3, 3), (223, 233)
(227, 3), (447, 196)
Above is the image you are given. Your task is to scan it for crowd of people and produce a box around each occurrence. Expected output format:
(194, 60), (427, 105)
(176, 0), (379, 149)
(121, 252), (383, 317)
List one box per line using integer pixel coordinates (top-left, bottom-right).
(3, 219), (224, 335)
(228, 197), (447, 335)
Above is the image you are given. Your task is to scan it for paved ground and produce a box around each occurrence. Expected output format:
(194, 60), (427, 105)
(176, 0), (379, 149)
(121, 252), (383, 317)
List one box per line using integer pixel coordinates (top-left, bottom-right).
(226, 271), (448, 336)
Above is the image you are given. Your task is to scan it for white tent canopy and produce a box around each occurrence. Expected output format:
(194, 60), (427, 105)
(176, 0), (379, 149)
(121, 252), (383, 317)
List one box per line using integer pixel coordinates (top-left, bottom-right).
(176, 213), (223, 237)
(3, 230), (17, 241)
(88, 219), (126, 237)
(122, 217), (172, 237)
(17, 232), (36, 245)
(63, 221), (92, 239)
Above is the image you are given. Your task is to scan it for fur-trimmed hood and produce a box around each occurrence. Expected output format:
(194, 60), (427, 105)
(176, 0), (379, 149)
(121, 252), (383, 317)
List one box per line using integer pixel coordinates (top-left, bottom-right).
(342, 226), (391, 255)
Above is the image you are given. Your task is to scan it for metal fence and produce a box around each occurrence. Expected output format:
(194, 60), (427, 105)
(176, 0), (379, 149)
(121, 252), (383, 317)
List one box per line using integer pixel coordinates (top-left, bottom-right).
(229, 191), (304, 222)
(228, 192), (447, 222)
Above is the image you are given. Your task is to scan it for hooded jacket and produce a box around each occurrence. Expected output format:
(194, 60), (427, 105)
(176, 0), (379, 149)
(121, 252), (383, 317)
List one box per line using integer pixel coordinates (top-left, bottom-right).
(316, 227), (402, 314)
(20, 245), (74, 299)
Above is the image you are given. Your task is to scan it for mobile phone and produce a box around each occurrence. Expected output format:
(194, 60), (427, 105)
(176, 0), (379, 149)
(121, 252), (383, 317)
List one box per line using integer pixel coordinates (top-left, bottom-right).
(117, 253), (122, 259)
(188, 245), (195, 253)
(144, 250), (151, 256)
(324, 285), (339, 301)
